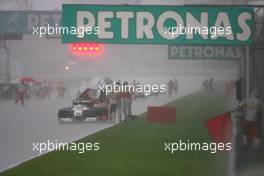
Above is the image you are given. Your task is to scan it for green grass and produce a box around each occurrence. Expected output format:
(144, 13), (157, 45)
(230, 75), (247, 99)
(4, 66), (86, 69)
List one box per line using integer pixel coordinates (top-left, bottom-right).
(0, 90), (230, 176)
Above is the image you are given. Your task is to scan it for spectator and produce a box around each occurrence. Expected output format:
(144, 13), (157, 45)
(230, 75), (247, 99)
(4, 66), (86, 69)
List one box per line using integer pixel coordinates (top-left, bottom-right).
(115, 81), (122, 123)
(99, 90), (108, 121)
(174, 78), (178, 94)
(15, 81), (27, 105)
(109, 90), (118, 122)
(167, 79), (174, 96)
(239, 89), (263, 150)
(208, 78), (214, 94)
(121, 81), (132, 121)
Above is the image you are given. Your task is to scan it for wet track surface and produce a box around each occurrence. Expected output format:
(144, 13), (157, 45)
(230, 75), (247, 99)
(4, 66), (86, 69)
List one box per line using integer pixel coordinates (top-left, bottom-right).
(0, 84), (199, 172)
(0, 99), (114, 171)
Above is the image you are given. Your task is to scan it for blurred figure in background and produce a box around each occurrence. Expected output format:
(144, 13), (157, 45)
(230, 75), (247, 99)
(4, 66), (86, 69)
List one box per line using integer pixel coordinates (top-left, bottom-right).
(15, 81), (27, 105)
(174, 78), (178, 95)
(57, 81), (65, 98)
(167, 79), (174, 96)
(226, 80), (236, 97)
(47, 81), (53, 99)
(239, 89), (263, 151)
(115, 81), (122, 123)
(109, 90), (118, 122)
(99, 89), (108, 121)
(202, 79), (208, 93)
(121, 81), (132, 121)
(208, 78), (214, 94)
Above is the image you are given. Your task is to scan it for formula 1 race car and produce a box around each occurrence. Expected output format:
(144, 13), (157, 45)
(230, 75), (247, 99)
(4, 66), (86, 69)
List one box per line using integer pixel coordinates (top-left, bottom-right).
(58, 88), (102, 122)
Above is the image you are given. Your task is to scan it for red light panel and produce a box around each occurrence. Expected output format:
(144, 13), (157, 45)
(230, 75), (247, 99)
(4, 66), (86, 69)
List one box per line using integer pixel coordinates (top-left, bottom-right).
(70, 43), (102, 55)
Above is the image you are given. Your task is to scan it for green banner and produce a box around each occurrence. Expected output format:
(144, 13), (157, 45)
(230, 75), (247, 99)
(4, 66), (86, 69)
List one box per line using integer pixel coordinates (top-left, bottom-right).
(62, 5), (253, 45)
(0, 11), (60, 34)
(168, 45), (245, 60)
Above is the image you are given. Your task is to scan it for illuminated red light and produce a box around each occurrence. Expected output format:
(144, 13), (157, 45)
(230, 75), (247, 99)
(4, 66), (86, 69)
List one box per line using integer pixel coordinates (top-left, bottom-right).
(70, 43), (102, 55)
(95, 47), (100, 51)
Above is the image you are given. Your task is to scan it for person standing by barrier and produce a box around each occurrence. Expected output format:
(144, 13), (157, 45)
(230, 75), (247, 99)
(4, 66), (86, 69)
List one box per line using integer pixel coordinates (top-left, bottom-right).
(127, 81), (134, 117)
(115, 81), (122, 123)
(99, 89), (108, 121)
(239, 90), (263, 151)
(109, 90), (118, 122)
(99, 98), (108, 121)
(121, 81), (132, 121)
(15, 81), (27, 105)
